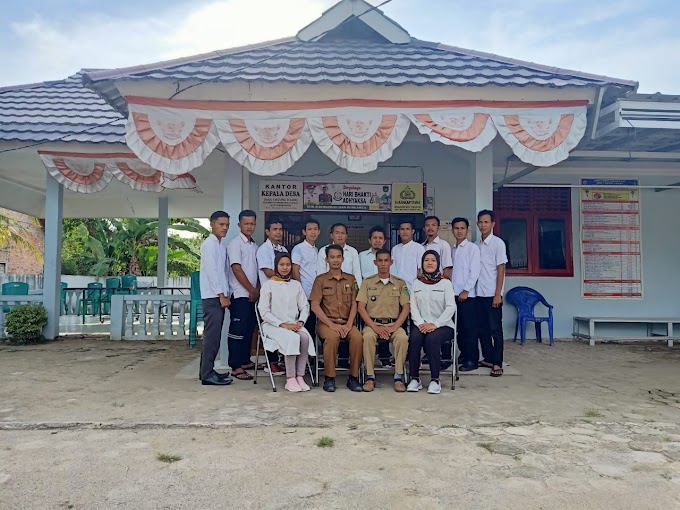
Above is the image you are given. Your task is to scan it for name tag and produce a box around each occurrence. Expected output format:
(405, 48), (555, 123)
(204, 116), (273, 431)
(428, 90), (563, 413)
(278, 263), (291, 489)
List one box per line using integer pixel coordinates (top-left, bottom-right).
(368, 287), (377, 291)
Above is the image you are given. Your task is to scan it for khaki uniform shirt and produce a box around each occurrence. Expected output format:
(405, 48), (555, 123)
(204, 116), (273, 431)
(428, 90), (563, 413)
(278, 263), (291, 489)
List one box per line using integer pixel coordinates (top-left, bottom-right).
(356, 274), (409, 320)
(309, 271), (358, 321)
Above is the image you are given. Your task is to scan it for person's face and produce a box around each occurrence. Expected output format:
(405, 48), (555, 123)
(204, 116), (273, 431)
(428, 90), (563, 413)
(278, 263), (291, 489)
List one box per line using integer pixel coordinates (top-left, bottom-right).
(369, 231), (385, 250)
(398, 223), (414, 243)
(374, 253), (392, 275)
(327, 249), (344, 270)
(266, 223), (283, 244)
(239, 215), (256, 238)
(210, 216), (230, 240)
(303, 223), (320, 243)
(277, 258), (292, 277)
(422, 254), (438, 274)
(477, 214), (494, 237)
(331, 226), (347, 246)
(453, 221), (469, 243)
(424, 218), (439, 238)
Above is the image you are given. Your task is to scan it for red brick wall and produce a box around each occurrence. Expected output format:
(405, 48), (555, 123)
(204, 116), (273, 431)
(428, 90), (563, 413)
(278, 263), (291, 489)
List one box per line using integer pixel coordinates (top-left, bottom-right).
(1, 208), (44, 275)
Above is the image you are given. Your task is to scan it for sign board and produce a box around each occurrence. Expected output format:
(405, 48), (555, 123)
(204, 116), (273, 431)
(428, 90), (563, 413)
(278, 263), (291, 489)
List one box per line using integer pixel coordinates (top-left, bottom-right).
(258, 180), (303, 211)
(580, 179), (642, 298)
(302, 182), (391, 211)
(392, 183), (424, 212)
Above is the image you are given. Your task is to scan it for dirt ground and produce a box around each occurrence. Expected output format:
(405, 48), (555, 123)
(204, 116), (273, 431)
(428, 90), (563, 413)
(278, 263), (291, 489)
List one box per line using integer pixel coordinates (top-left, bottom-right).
(1, 338), (680, 510)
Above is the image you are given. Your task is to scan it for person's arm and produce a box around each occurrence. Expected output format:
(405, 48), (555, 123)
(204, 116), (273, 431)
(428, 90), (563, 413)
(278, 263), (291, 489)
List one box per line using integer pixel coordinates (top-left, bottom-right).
(351, 249), (362, 288)
(409, 282), (424, 326)
(441, 245), (453, 280)
(433, 283), (456, 328)
(297, 284), (310, 324)
(493, 240), (508, 308)
(391, 302), (410, 331)
(316, 249), (327, 276)
(256, 245), (274, 279)
(460, 245), (480, 301)
(257, 283), (284, 326)
(291, 264), (301, 282)
(309, 277), (340, 332)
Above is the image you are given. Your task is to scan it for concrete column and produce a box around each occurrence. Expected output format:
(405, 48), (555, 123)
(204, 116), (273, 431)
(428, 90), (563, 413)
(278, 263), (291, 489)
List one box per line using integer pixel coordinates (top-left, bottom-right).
(157, 196), (168, 288)
(43, 173), (63, 340)
(216, 155), (245, 370)
(473, 145), (494, 241)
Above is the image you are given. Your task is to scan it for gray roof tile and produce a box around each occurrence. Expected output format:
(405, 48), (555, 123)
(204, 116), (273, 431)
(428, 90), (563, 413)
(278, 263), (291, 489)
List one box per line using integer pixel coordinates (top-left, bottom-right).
(0, 72), (125, 144)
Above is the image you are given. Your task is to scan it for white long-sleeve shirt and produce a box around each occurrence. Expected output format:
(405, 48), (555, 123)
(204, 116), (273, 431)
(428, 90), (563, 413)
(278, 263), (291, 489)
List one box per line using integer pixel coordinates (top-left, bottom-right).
(392, 240), (425, 290)
(410, 279), (456, 330)
(451, 239), (481, 297)
(317, 243), (362, 287)
(258, 279), (310, 327)
(199, 234), (230, 299)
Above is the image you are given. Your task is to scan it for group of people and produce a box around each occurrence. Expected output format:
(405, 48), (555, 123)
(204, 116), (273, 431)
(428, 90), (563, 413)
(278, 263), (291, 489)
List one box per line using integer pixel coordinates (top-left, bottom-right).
(199, 208), (507, 395)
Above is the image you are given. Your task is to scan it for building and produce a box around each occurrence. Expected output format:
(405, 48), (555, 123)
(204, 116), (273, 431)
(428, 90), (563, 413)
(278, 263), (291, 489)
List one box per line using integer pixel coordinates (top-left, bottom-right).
(0, 208), (44, 275)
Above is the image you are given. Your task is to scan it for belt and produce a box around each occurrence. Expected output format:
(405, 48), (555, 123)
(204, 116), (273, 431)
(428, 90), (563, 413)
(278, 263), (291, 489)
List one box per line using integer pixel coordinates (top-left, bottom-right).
(328, 317), (348, 324)
(371, 318), (396, 324)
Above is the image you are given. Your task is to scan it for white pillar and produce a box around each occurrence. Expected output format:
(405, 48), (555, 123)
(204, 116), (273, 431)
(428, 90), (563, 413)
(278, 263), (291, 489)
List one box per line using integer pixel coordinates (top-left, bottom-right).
(473, 145), (494, 241)
(216, 155), (245, 370)
(43, 174), (63, 340)
(157, 196), (168, 288)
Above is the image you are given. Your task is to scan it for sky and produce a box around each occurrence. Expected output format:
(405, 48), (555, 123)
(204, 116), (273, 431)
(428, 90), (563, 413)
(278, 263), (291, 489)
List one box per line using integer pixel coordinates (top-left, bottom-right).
(0, 0), (679, 93)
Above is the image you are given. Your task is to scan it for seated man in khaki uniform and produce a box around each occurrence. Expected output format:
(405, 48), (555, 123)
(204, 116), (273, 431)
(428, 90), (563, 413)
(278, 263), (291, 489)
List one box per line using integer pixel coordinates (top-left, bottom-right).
(357, 248), (410, 392)
(310, 244), (363, 393)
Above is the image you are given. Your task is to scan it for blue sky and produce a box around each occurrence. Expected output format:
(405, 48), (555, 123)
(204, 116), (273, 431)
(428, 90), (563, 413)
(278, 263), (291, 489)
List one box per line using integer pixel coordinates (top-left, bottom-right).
(1, 0), (679, 92)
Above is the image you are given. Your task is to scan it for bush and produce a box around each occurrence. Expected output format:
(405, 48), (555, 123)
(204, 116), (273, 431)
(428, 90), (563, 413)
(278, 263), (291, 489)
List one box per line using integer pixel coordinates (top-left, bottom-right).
(5, 304), (48, 344)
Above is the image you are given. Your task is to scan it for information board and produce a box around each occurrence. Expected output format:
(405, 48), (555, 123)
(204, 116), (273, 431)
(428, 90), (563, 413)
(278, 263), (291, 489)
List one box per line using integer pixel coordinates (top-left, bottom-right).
(258, 180), (304, 211)
(302, 182), (392, 211)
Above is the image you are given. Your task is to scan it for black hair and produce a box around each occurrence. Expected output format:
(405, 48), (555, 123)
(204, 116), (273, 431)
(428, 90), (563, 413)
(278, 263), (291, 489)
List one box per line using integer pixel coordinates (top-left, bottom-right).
(375, 248), (391, 259)
(368, 226), (386, 239)
(398, 220), (415, 230)
(303, 218), (320, 230)
(265, 217), (283, 230)
(239, 209), (257, 221)
(209, 211), (229, 222)
(452, 217), (470, 228)
(424, 215), (440, 226)
(325, 244), (344, 257)
(477, 209), (495, 222)
(329, 223), (348, 234)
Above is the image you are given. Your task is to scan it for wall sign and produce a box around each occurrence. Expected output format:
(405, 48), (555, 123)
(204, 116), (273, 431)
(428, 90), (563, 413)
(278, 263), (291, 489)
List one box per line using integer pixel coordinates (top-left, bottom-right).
(392, 183), (425, 212)
(302, 182), (391, 211)
(580, 179), (642, 298)
(258, 180), (303, 211)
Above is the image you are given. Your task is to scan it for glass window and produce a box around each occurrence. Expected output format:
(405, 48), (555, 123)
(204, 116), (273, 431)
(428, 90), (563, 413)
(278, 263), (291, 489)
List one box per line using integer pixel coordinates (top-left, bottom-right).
(499, 218), (528, 270)
(538, 219), (567, 270)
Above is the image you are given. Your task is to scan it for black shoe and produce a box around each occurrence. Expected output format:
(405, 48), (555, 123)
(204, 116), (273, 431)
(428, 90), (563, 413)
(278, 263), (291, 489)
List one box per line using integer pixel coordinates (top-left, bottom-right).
(346, 376), (362, 392)
(216, 371), (231, 380)
(440, 361), (452, 371)
(201, 374), (233, 386)
(323, 377), (336, 392)
(379, 358), (393, 368)
(459, 361), (479, 372)
(421, 356), (429, 365)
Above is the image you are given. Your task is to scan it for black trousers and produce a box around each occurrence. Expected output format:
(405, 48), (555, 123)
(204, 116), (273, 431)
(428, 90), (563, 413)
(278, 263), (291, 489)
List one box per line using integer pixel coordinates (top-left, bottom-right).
(200, 298), (225, 381)
(228, 297), (256, 370)
(409, 326), (454, 380)
(456, 297), (477, 364)
(476, 297), (504, 366)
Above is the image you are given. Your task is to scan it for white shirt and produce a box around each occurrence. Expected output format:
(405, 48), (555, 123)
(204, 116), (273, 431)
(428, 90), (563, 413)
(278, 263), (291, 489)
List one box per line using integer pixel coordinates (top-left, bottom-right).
(475, 234), (508, 297)
(258, 279), (310, 327)
(256, 239), (288, 285)
(359, 248), (379, 278)
(317, 244), (362, 287)
(227, 233), (259, 299)
(410, 279), (456, 330)
(423, 236), (453, 269)
(391, 240), (425, 290)
(291, 240), (318, 299)
(451, 239), (481, 297)
(199, 234), (230, 299)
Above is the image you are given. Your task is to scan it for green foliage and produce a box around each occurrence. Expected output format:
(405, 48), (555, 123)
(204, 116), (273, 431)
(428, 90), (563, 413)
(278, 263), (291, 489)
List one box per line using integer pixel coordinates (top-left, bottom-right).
(0, 211), (42, 261)
(4, 304), (48, 344)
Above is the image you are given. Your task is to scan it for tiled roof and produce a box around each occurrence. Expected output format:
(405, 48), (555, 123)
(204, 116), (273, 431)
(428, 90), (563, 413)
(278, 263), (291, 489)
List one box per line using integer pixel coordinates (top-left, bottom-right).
(0, 71), (125, 144)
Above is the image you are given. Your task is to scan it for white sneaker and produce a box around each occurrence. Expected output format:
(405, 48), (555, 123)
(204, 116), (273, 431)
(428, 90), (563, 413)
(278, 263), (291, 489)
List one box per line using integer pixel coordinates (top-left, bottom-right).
(406, 379), (422, 392)
(427, 380), (442, 394)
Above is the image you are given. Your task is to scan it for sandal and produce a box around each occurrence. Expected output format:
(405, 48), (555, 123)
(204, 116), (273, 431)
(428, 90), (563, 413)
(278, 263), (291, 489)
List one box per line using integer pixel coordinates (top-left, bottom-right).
(490, 365), (503, 377)
(479, 360), (494, 369)
(232, 369), (253, 380)
(241, 362), (264, 371)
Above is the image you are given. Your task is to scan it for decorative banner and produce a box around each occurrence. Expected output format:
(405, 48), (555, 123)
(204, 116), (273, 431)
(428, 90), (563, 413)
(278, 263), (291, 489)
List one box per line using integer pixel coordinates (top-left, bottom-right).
(258, 180), (304, 211)
(392, 183), (424, 212)
(303, 183), (392, 211)
(580, 179), (642, 299)
(409, 111), (497, 151)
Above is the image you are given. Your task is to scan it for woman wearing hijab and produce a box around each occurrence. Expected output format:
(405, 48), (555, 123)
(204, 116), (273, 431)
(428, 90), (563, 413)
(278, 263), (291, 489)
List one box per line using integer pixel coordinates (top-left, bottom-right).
(258, 252), (315, 392)
(407, 250), (456, 394)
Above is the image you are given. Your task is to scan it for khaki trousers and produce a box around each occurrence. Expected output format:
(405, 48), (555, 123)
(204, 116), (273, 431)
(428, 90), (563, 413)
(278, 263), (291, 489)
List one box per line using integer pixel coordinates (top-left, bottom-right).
(362, 326), (408, 376)
(316, 323), (363, 378)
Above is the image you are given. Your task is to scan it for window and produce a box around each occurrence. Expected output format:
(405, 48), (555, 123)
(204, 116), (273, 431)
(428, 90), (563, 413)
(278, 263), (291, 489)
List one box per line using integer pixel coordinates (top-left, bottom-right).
(493, 187), (573, 277)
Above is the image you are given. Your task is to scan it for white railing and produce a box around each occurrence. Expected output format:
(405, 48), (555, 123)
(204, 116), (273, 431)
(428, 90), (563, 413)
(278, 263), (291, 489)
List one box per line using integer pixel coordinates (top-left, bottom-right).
(0, 295), (45, 339)
(110, 295), (189, 341)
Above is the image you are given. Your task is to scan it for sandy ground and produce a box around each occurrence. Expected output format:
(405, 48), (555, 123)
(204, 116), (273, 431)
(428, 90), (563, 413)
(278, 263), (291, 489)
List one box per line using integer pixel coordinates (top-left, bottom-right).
(1, 338), (680, 509)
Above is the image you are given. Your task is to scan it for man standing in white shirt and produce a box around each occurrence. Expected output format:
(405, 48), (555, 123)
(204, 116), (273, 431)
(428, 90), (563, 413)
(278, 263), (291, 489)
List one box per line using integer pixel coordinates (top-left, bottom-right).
(199, 211), (233, 386)
(475, 210), (508, 378)
(227, 210), (260, 381)
(391, 220), (424, 290)
(450, 217), (481, 372)
(423, 216), (453, 280)
(317, 223), (362, 287)
(292, 218), (320, 338)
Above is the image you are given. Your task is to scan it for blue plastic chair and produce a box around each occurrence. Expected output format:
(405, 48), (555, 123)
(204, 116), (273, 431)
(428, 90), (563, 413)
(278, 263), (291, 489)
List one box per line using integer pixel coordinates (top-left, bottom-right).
(505, 286), (555, 346)
(188, 271), (203, 349)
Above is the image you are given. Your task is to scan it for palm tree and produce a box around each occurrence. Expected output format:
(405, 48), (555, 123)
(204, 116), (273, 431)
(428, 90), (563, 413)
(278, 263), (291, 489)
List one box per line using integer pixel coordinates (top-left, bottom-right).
(0, 209), (43, 261)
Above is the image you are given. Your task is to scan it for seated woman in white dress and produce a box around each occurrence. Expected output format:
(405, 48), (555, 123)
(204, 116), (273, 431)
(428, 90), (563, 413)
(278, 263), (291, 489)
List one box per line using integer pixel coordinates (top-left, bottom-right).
(407, 250), (456, 394)
(258, 252), (316, 392)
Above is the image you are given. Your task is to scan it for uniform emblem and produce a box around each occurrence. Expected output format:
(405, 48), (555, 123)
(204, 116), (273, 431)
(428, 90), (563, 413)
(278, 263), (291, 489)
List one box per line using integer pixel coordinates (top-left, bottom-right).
(371, 296), (377, 301)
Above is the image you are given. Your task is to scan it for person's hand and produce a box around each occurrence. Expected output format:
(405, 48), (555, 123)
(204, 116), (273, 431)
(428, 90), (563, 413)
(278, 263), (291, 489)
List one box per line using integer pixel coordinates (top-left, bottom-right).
(457, 290), (469, 302)
(249, 288), (260, 302)
(338, 324), (352, 337)
(331, 323), (344, 335)
(384, 324), (399, 338)
(492, 295), (503, 308)
(373, 325), (390, 339)
(419, 323), (436, 334)
(219, 295), (230, 308)
(294, 321), (304, 332)
(281, 323), (298, 331)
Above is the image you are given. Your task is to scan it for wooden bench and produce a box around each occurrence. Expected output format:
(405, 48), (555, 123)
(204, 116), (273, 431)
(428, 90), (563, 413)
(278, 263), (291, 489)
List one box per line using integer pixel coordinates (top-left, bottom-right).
(572, 317), (680, 347)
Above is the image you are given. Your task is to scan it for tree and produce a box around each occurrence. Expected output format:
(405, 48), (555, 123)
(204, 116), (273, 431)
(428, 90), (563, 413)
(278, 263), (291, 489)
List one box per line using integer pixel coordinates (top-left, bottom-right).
(0, 210), (43, 261)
